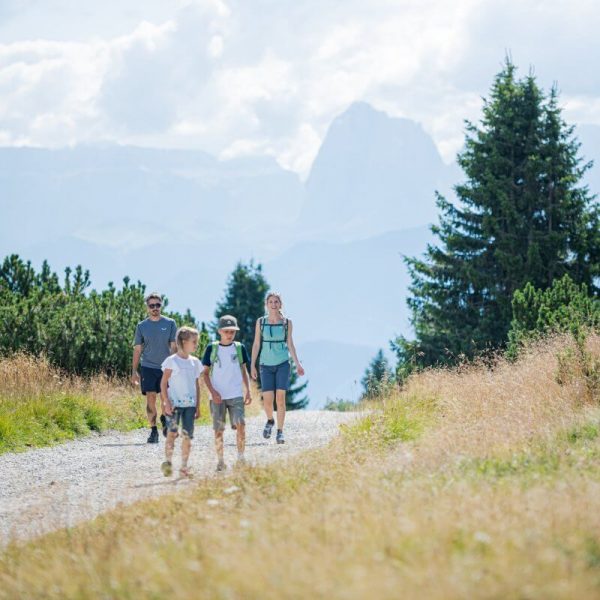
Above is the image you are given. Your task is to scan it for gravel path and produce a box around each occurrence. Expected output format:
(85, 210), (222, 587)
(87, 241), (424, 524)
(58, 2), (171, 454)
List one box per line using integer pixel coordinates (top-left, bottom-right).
(0, 411), (356, 546)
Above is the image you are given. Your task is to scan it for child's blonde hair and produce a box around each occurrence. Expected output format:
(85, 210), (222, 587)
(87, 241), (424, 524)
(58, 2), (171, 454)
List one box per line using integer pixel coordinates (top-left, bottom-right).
(176, 326), (199, 350)
(265, 292), (285, 320)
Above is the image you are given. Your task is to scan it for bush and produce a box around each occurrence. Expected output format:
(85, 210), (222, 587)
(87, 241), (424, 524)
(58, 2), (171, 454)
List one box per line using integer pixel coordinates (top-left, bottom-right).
(0, 254), (202, 377)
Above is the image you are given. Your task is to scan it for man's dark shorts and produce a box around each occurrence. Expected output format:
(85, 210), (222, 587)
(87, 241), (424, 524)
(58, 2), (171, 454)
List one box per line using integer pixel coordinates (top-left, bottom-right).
(140, 366), (162, 395)
(260, 360), (291, 392)
(165, 406), (196, 439)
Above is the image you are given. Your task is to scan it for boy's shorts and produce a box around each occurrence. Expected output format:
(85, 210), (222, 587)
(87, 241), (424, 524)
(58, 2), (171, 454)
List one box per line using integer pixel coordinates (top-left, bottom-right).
(210, 397), (245, 431)
(260, 361), (291, 392)
(165, 406), (196, 439)
(140, 366), (162, 395)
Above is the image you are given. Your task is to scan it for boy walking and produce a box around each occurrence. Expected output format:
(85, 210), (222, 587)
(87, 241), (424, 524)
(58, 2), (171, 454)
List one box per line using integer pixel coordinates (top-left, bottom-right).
(202, 315), (252, 471)
(131, 293), (177, 443)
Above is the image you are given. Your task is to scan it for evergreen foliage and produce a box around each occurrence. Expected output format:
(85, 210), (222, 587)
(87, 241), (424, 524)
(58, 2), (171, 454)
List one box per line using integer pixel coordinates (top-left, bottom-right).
(213, 261), (269, 349)
(508, 274), (600, 355)
(214, 260), (309, 409)
(395, 59), (600, 375)
(0, 255), (200, 376)
(361, 349), (394, 399)
(287, 362), (309, 410)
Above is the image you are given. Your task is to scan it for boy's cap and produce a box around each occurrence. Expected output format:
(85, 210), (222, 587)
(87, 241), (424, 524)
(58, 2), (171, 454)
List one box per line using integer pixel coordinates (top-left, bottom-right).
(218, 315), (240, 331)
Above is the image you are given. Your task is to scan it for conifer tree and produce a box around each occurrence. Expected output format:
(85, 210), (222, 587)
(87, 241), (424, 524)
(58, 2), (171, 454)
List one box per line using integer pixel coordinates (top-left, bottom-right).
(361, 349), (394, 399)
(214, 261), (309, 409)
(396, 59), (600, 373)
(507, 274), (600, 355)
(213, 261), (269, 349)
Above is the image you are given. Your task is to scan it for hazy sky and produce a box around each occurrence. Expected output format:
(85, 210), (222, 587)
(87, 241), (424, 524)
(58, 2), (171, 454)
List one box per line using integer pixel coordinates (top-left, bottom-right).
(1, 0), (599, 176)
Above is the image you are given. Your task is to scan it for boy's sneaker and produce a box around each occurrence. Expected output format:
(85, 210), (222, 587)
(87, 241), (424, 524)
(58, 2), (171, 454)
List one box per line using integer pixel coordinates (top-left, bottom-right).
(147, 427), (159, 444)
(159, 415), (168, 438)
(161, 461), (173, 477)
(263, 419), (275, 439)
(216, 460), (227, 472)
(276, 430), (285, 444)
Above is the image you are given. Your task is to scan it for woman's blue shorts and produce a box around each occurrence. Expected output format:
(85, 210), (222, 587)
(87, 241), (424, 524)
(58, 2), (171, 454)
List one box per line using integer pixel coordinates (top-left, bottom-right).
(260, 360), (291, 392)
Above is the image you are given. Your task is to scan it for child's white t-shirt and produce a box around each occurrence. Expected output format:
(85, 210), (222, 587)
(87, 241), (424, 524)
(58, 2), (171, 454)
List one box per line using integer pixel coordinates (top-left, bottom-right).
(203, 343), (248, 400)
(161, 354), (203, 407)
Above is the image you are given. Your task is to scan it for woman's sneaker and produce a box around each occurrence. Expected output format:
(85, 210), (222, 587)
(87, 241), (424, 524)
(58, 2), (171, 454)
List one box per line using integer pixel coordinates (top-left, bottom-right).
(276, 430), (285, 444)
(216, 460), (227, 472)
(263, 419), (275, 439)
(161, 461), (173, 477)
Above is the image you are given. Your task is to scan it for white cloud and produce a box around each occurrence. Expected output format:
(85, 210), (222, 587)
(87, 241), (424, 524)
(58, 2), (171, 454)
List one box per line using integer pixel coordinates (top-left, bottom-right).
(0, 0), (599, 175)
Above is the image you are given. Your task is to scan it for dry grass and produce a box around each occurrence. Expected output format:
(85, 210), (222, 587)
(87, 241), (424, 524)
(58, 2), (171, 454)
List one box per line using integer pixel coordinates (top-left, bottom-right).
(0, 354), (146, 452)
(1, 334), (600, 599)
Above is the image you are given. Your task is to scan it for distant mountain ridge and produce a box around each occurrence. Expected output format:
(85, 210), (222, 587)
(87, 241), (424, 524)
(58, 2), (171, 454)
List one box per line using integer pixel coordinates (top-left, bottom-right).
(3, 103), (599, 405)
(302, 101), (459, 239)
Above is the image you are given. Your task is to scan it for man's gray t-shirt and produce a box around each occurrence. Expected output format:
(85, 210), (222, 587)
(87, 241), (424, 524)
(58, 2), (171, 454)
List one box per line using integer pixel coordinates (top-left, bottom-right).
(134, 317), (177, 369)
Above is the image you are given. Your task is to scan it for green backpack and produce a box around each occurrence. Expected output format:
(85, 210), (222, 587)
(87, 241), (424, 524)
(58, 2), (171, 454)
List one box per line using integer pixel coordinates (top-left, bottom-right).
(209, 341), (244, 375)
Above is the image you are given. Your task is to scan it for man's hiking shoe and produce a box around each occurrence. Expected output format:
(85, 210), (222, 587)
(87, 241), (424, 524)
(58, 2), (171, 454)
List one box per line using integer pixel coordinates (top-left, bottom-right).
(216, 460), (227, 472)
(159, 414), (167, 438)
(147, 428), (159, 444)
(263, 420), (274, 439)
(161, 461), (173, 477)
(276, 430), (285, 444)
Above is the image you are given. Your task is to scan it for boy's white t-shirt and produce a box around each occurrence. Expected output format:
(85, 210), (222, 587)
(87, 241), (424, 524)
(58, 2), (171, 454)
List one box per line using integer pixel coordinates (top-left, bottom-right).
(161, 354), (203, 408)
(208, 344), (245, 400)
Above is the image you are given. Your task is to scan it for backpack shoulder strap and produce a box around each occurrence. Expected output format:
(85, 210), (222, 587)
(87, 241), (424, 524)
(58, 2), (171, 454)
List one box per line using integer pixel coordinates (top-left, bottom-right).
(233, 341), (244, 366)
(284, 318), (289, 342)
(209, 341), (220, 372)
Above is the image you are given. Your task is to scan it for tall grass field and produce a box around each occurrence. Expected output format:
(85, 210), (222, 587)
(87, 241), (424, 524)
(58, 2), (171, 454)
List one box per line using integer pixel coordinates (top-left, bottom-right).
(0, 354), (149, 453)
(1, 334), (599, 598)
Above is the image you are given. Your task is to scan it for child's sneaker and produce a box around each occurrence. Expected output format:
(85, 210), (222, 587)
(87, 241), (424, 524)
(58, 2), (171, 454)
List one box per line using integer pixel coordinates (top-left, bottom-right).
(216, 460), (227, 472)
(276, 430), (285, 444)
(263, 419), (274, 439)
(159, 414), (168, 438)
(179, 466), (193, 479)
(161, 461), (173, 477)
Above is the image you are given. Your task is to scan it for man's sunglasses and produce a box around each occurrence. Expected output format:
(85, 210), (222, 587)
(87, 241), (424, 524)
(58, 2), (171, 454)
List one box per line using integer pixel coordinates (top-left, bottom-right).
(148, 303), (162, 309)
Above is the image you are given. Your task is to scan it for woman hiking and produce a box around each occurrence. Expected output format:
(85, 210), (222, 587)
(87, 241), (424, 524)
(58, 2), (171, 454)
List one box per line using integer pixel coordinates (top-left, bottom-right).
(251, 292), (305, 444)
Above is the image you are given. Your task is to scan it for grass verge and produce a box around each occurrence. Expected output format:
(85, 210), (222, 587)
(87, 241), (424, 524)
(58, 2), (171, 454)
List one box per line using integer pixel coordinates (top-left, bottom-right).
(0, 334), (599, 599)
(0, 354), (144, 454)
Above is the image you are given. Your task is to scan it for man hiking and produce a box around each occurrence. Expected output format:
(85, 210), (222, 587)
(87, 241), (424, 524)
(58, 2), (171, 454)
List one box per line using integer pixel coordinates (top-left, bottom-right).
(131, 292), (177, 443)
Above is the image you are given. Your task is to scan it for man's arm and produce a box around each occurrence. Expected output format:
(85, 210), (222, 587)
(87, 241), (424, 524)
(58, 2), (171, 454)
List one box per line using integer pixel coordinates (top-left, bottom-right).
(169, 321), (177, 354)
(131, 345), (142, 385)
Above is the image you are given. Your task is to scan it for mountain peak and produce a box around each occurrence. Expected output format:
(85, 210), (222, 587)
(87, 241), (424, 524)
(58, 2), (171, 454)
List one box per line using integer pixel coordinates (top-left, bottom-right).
(301, 102), (451, 238)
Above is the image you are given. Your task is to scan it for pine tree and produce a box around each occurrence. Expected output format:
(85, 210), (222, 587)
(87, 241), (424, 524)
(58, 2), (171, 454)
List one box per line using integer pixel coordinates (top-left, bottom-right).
(287, 362), (309, 409)
(213, 261), (269, 349)
(395, 58), (600, 374)
(361, 349), (394, 399)
(507, 274), (600, 355)
(214, 261), (309, 409)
